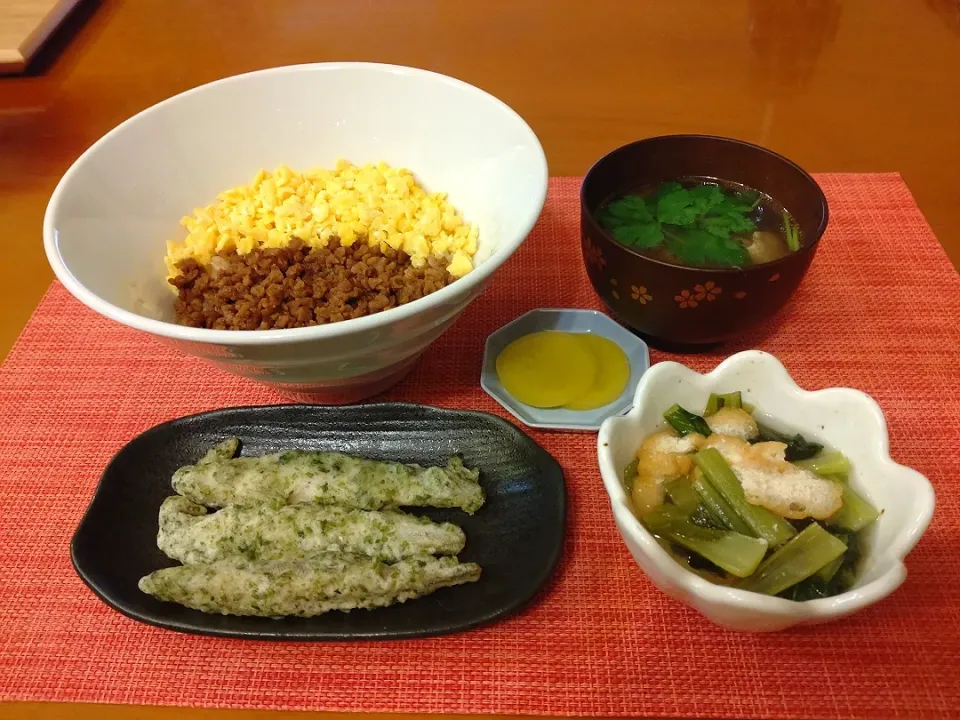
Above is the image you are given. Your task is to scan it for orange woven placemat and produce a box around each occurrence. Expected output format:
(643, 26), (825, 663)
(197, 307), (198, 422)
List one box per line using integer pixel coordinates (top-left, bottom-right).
(1, 174), (958, 718)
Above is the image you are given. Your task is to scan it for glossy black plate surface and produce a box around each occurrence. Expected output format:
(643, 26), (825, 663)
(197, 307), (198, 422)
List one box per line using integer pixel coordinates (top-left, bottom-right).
(71, 403), (566, 640)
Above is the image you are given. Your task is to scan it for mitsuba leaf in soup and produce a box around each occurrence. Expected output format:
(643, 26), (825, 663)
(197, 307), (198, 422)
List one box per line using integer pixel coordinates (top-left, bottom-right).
(595, 177), (801, 269)
(663, 227), (750, 268)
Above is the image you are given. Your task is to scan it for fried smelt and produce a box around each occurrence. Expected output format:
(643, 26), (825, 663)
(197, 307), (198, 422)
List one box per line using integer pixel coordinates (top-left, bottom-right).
(139, 554), (482, 617)
(157, 496), (467, 564)
(172, 441), (484, 513)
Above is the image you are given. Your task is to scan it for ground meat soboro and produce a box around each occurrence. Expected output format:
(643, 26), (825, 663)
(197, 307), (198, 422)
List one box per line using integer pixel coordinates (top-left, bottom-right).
(170, 238), (457, 330)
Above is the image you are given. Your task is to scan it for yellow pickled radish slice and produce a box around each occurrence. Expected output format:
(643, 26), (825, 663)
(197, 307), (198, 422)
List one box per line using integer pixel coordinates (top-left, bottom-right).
(563, 334), (631, 410)
(496, 331), (597, 408)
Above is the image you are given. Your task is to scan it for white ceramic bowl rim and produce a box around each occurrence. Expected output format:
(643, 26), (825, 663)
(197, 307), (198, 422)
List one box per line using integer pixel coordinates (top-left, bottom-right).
(597, 350), (936, 623)
(43, 62), (548, 347)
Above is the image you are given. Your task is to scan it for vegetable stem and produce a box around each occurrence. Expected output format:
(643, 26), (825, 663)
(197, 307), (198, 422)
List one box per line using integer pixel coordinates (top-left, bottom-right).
(704, 393), (721, 416)
(691, 469), (754, 535)
(644, 506), (768, 578)
(705, 392), (743, 414)
(826, 483), (880, 532)
(693, 448), (797, 547)
(783, 214), (800, 251)
(815, 552), (845, 583)
(794, 451), (851, 477)
(664, 477), (702, 513)
(738, 522), (847, 595)
(718, 391), (742, 410)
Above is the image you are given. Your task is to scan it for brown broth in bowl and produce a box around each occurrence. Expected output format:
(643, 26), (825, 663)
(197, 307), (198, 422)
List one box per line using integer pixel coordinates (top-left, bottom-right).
(596, 177), (802, 269)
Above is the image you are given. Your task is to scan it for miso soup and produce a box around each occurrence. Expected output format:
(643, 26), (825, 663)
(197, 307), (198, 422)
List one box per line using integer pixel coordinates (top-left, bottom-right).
(597, 177), (802, 269)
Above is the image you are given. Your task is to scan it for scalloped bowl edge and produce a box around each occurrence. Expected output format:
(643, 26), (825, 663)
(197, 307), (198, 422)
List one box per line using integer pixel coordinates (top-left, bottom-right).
(597, 350), (935, 631)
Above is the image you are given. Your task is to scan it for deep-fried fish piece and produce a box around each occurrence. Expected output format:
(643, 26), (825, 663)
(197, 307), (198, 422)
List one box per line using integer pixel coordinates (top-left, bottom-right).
(138, 554), (482, 617)
(198, 437), (240, 463)
(172, 439), (485, 513)
(157, 495), (467, 564)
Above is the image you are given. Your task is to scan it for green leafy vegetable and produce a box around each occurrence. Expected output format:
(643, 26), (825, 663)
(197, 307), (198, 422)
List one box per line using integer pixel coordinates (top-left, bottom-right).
(704, 391), (744, 416)
(611, 222), (663, 248)
(657, 188), (701, 225)
(663, 227), (750, 268)
(598, 196), (663, 248)
(602, 194), (652, 222)
(737, 522), (847, 596)
(794, 451), (851, 477)
(655, 181), (684, 199)
(664, 404), (712, 437)
(786, 530), (862, 600)
(700, 213), (755, 237)
(597, 181), (762, 268)
(717, 391), (743, 410)
(691, 469), (754, 535)
(755, 424), (824, 461)
(664, 476), (703, 514)
(688, 183), (726, 213)
(825, 483), (880, 533)
(644, 505), (768, 578)
(693, 448), (797, 547)
(814, 551), (845, 583)
(784, 576), (833, 601)
(703, 393), (721, 416)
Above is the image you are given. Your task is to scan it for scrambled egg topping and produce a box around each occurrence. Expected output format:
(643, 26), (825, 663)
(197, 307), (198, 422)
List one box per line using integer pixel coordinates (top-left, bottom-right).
(165, 160), (480, 280)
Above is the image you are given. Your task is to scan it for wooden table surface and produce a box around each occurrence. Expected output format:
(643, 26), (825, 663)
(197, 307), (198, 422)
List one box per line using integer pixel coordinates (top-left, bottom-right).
(0, 0), (83, 72)
(1, 0), (958, 717)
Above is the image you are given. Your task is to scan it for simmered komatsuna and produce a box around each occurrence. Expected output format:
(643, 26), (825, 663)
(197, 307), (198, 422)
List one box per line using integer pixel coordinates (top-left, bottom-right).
(625, 392), (880, 600)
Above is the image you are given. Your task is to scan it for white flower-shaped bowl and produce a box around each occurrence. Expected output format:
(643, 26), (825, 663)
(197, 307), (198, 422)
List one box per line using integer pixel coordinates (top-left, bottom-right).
(597, 350), (935, 632)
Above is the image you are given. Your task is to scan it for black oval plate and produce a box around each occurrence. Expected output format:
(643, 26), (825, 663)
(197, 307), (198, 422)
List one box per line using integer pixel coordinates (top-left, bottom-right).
(71, 403), (566, 640)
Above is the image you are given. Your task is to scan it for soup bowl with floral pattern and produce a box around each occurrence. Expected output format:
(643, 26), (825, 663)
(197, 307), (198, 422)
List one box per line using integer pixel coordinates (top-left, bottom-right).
(580, 135), (828, 348)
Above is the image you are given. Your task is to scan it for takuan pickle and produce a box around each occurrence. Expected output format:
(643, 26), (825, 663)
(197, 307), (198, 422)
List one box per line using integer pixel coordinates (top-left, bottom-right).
(495, 331), (630, 410)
